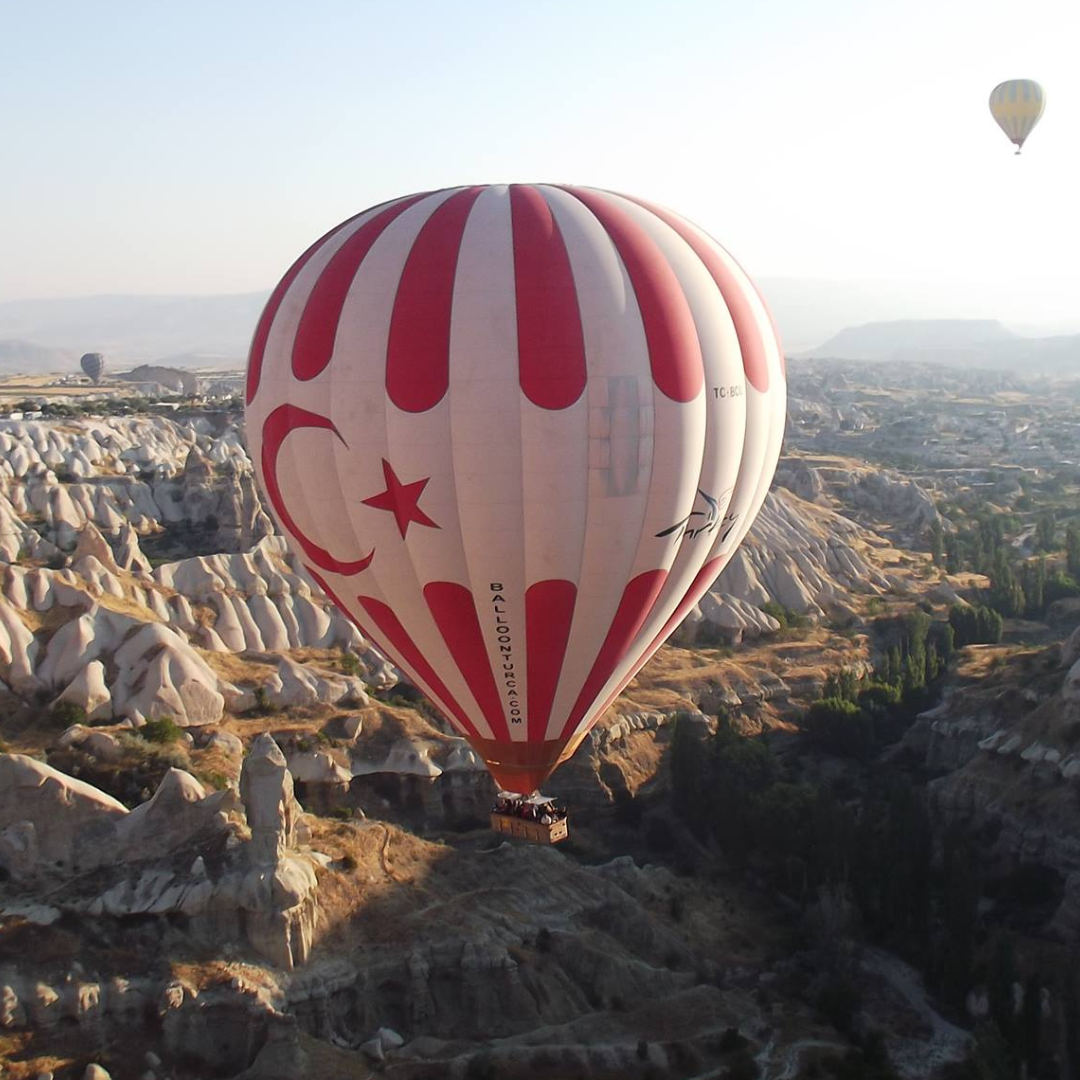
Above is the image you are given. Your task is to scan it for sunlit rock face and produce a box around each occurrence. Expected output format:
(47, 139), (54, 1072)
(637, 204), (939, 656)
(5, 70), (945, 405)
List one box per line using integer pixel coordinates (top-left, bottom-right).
(708, 488), (903, 623)
(0, 413), (902, 743)
(0, 417), (273, 554)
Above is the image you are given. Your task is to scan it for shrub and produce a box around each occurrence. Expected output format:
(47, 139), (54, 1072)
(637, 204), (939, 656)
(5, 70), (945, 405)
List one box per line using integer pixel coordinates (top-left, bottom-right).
(50, 700), (87, 728)
(340, 650), (362, 677)
(816, 979), (863, 1035)
(141, 716), (183, 744)
(760, 600), (789, 629)
(695, 619), (730, 647)
(252, 685), (275, 714)
(802, 698), (874, 760)
(718, 1027), (749, 1053)
(857, 682), (902, 713)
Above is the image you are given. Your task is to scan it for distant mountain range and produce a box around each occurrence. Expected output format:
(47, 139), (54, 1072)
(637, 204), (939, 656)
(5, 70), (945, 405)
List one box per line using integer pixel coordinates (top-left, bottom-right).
(0, 290), (1076, 377)
(801, 318), (1080, 373)
(0, 293), (267, 372)
(0, 339), (79, 375)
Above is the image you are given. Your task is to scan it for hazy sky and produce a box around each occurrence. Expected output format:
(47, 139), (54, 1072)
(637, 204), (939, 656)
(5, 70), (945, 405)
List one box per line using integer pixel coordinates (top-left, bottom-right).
(2, 0), (1077, 329)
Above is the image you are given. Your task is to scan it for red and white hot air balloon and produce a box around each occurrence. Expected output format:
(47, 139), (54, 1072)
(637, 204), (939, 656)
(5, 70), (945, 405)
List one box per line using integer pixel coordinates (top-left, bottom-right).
(246, 184), (786, 794)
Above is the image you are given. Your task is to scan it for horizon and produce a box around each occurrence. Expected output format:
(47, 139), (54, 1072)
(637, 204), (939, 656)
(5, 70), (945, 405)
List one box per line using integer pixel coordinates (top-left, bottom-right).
(2, 281), (1078, 363)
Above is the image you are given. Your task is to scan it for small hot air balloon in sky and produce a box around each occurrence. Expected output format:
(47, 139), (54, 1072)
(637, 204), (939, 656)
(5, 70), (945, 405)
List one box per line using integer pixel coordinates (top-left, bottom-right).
(246, 184), (786, 795)
(989, 80), (1045, 154)
(80, 352), (106, 384)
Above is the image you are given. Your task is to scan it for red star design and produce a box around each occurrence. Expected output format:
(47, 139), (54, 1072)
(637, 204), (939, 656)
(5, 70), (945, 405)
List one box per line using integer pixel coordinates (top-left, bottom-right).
(362, 459), (440, 538)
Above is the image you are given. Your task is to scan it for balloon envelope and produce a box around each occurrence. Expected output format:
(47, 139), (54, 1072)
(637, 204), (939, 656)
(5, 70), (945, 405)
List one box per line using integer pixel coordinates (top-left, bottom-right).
(989, 80), (1045, 151)
(246, 185), (786, 792)
(80, 352), (106, 383)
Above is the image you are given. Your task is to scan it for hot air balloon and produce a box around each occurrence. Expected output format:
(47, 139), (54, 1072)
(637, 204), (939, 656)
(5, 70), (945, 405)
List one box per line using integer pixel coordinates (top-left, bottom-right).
(989, 80), (1045, 153)
(80, 352), (107, 384)
(246, 184), (786, 797)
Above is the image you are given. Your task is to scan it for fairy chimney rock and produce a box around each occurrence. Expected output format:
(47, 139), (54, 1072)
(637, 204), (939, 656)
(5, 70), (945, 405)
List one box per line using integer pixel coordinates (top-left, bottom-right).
(239, 734), (300, 867)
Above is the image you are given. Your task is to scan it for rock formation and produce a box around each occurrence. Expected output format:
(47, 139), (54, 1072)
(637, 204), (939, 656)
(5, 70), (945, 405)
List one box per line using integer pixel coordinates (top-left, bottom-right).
(903, 643), (1080, 938)
(0, 736), (321, 971)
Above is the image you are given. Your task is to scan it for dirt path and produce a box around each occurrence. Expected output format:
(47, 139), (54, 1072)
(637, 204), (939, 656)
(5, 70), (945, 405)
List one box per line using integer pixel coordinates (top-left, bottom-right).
(753, 1032), (845, 1079)
(861, 947), (971, 1077)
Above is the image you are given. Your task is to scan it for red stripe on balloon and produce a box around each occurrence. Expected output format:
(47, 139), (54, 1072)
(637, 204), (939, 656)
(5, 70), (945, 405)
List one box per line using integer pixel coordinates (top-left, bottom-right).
(424, 582), (511, 743)
(623, 196), (773, 393)
(593, 555), (729, 722)
(559, 568), (669, 740)
(305, 567), (479, 741)
(291, 193), (433, 383)
(647, 555), (727, 653)
(261, 405), (374, 576)
(387, 186), (485, 412)
(303, 566), (356, 623)
(247, 215), (361, 403)
(561, 186), (703, 403)
(509, 185), (587, 410)
(357, 594), (483, 741)
(525, 579), (577, 742)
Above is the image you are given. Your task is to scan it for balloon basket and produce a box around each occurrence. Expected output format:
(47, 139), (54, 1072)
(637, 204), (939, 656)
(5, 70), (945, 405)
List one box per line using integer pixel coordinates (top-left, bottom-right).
(490, 792), (570, 845)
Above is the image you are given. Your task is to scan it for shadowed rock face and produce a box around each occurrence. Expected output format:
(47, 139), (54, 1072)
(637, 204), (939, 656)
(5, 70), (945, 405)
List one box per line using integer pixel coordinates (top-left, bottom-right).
(710, 488), (903, 622)
(1, 735), (321, 972)
(902, 645), (1080, 937)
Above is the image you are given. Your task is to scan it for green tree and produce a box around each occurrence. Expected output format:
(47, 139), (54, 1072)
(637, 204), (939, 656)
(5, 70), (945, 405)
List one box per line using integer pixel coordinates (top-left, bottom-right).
(824, 668), (861, 703)
(937, 832), (982, 1011)
(1019, 974), (1042, 1077)
(987, 934), (1018, 1049)
(988, 552), (1025, 618)
(803, 698), (874, 760)
(1021, 557), (1047, 615)
(1066, 523), (1080, 578)
(670, 713), (708, 828)
(929, 519), (945, 567)
(708, 724), (779, 863)
(946, 536), (967, 574)
(884, 645), (902, 687)
(1035, 510), (1057, 553)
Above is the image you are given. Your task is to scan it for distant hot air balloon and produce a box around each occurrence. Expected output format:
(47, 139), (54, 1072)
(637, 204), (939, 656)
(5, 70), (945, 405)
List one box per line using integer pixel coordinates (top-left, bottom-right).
(246, 185), (786, 794)
(80, 352), (106, 384)
(989, 80), (1045, 153)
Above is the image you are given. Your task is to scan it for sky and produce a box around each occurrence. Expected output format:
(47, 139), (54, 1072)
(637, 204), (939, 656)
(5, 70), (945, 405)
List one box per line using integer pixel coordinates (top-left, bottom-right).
(1, 0), (1078, 335)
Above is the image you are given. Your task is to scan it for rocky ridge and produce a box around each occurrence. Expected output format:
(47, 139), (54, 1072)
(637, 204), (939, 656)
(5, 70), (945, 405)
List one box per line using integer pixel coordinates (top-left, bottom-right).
(900, 643), (1080, 938)
(1, 733), (949, 1080)
(0, 418), (910, 741)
